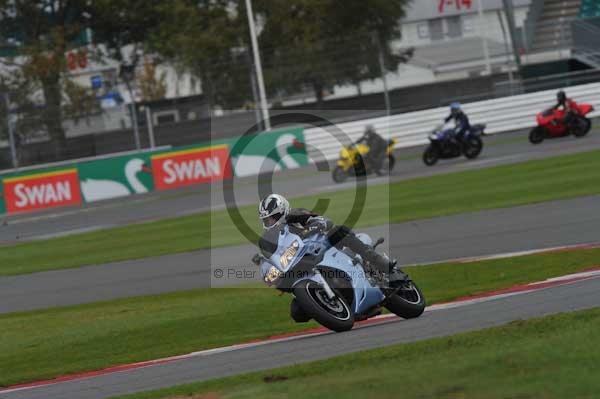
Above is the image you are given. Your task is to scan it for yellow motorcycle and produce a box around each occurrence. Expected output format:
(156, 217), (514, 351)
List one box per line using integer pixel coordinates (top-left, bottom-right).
(332, 138), (397, 183)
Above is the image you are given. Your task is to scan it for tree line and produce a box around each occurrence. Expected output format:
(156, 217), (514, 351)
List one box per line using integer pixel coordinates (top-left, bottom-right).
(0, 0), (410, 157)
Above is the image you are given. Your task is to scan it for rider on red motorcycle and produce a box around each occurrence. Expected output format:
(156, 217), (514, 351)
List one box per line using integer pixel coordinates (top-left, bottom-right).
(529, 91), (594, 144)
(554, 90), (577, 125)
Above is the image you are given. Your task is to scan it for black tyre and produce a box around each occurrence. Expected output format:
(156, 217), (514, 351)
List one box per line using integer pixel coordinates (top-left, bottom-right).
(572, 117), (592, 138)
(384, 281), (426, 319)
(584, 118), (593, 134)
(293, 280), (354, 332)
(463, 136), (483, 159)
(375, 154), (395, 176)
(290, 298), (311, 323)
(529, 126), (545, 144)
(332, 166), (349, 183)
(422, 145), (439, 166)
(387, 154), (396, 172)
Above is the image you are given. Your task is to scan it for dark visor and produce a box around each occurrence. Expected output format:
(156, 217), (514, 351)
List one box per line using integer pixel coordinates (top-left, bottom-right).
(262, 213), (283, 228)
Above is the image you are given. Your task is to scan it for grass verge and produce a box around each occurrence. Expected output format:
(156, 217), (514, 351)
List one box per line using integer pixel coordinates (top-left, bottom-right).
(1, 246), (600, 387)
(2, 148), (600, 276)
(113, 306), (600, 399)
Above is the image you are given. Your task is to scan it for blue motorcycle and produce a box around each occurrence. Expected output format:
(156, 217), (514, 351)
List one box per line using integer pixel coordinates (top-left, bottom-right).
(254, 225), (425, 332)
(423, 122), (485, 166)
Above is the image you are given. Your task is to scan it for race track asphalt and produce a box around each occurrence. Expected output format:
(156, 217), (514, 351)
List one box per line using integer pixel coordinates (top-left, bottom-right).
(2, 128), (600, 315)
(3, 276), (599, 399)
(2, 127), (600, 398)
(2, 128), (600, 243)
(1, 194), (599, 314)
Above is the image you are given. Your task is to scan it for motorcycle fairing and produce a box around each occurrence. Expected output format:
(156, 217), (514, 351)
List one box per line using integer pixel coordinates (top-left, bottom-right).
(261, 225), (384, 316)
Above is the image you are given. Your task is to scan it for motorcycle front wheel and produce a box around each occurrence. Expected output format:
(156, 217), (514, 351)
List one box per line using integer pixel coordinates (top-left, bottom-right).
(332, 166), (349, 183)
(293, 280), (355, 332)
(422, 145), (439, 166)
(463, 137), (483, 159)
(529, 126), (545, 144)
(384, 281), (426, 319)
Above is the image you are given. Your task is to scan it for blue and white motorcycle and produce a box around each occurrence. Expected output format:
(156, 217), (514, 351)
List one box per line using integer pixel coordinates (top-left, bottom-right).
(422, 122), (485, 166)
(253, 225), (425, 332)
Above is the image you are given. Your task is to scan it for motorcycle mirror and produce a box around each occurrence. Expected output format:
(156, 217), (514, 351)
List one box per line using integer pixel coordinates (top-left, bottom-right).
(252, 253), (263, 266)
(373, 237), (385, 248)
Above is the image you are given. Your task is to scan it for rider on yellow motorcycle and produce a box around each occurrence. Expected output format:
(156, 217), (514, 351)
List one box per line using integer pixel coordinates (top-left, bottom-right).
(356, 125), (387, 171)
(332, 125), (396, 183)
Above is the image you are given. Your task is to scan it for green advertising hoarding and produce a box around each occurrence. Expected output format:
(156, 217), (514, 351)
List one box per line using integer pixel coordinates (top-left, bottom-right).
(0, 126), (308, 215)
(228, 126), (308, 177)
(78, 153), (155, 203)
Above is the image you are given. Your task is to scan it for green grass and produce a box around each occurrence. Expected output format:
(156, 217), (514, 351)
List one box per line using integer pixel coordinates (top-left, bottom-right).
(2, 148), (600, 276)
(1, 246), (600, 387)
(113, 307), (600, 399)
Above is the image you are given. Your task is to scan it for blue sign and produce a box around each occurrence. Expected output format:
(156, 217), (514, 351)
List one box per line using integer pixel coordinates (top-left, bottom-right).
(90, 75), (103, 89)
(99, 91), (124, 109)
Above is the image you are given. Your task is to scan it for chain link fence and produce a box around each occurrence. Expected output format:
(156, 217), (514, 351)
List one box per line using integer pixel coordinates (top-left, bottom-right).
(1, 24), (597, 171)
(0, 32), (394, 170)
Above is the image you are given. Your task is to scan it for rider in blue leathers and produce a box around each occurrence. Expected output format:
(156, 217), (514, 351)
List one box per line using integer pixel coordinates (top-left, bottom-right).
(257, 194), (405, 282)
(257, 194), (407, 322)
(444, 102), (470, 142)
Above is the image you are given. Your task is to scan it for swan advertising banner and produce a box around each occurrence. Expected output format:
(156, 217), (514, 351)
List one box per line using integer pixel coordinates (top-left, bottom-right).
(0, 126), (308, 215)
(77, 154), (155, 203)
(2, 169), (82, 214)
(151, 145), (232, 190)
(228, 127), (308, 177)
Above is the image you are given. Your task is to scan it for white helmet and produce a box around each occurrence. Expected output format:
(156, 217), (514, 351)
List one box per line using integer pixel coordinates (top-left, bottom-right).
(258, 194), (290, 229)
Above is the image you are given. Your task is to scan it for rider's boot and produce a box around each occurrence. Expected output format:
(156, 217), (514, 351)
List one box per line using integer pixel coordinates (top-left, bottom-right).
(363, 249), (408, 288)
(328, 226), (408, 287)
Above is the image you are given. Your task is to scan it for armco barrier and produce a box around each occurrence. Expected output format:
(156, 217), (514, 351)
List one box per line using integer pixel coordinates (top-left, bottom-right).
(303, 82), (600, 162)
(0, 127), (307, 215)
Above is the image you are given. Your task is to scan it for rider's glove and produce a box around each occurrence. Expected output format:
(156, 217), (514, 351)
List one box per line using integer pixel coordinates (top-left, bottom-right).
(305, 216), (331, 234)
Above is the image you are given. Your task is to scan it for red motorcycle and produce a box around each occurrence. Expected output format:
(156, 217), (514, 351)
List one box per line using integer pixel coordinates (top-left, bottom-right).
(529, 101), (594, 144)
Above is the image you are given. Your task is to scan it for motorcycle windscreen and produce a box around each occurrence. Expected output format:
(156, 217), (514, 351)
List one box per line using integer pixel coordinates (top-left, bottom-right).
(268, 226), (306, 272)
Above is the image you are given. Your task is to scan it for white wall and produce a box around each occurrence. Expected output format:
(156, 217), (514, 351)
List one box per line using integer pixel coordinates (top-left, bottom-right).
(403, 0), (531, 22)
(305, 81), (600, 162)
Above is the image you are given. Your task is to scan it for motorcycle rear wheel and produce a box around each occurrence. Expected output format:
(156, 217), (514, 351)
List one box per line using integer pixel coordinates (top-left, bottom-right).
(387, 154), (396, 172)
(375, 154), (395, 176)
(463, 137), (483, 159)
(422, 145), (439, 166)
(293, 280), (355, 332)
(573, 117), (592, 138)
(384, 281), (426, 319)
(529, 126), (545, 144)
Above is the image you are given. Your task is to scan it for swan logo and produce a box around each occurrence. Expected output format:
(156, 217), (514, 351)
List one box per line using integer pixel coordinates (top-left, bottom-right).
(151, 145), (232, 190)
(80, 158), (151, 203)
(3, 169), (82, 213)
(231, 133), (304, 177)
